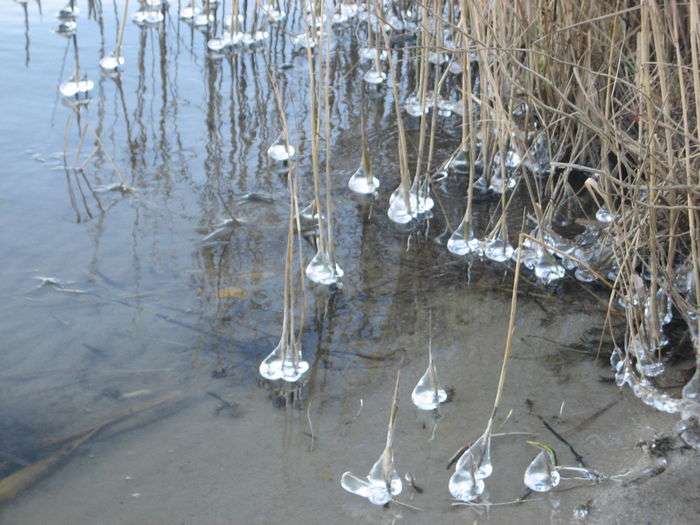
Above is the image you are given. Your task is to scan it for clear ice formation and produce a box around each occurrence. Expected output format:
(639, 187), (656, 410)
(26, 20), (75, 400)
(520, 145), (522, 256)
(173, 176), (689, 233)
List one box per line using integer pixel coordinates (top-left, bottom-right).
(524, 449), (560, 492)
(595, 206), (614, 224)
(348, 165), (379, 194)
(629, 332), (665, 378)
(59, 78), (94, 98)
(447, 219), (483, 257)
(305, 249), (344, 286)
(132, 9), (164, 26)
(448, 432), (492, 502)
(387, 184), (433, 224)
(99, 53), (125, 72)
(341, 447), (402, 505)
(267, 143), (295, 163)
(483, 236), (514, 263)
(259, 340), (309, 383)
(363, 69), (386, 85)
(533, 250), (566, 285)
(411, 357), (447, 410)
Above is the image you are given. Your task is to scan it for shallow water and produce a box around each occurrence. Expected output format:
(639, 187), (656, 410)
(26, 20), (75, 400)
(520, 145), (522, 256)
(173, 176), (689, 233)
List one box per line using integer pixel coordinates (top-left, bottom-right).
(1, 2), (698, 524)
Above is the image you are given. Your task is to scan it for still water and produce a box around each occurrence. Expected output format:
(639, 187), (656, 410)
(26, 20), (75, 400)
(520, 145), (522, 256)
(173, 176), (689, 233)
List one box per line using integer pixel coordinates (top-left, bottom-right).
(0, 2), (694, 524)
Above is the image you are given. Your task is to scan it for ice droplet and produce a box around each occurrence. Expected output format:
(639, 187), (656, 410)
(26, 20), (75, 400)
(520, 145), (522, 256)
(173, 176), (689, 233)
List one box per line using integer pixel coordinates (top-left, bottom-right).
(449, 432), (492, 501)
(447, 219), (483, 257)
(483, 236), (514, 263)
(411, 360), (447, 411)
(341, 447), (402, 505)
(524, 450), (561, 492)
(348, 165), (379, 194)
(305, 249), (343, 286)
(533, 250), (566, 285)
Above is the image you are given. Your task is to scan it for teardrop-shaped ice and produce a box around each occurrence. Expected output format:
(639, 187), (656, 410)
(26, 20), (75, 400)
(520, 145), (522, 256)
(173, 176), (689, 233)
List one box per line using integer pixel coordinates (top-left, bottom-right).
(387, 186), (416, 224)
(448, 466), (485, 502)
(207, 35), (231, 52)
(595, 206), (614, 224)
(267, 144), (295, 162)
(447, 219), (483, 256)
(259, 344), (284, 380)
(342, 448), (402, 505)
(534, 250), (566, 284)
(305, 250), (344, 286)
(455, 433), (492, 480)
(259, 342), (308, 383)
(367, 448), (402, 504)
(179, 5), (200, 20)
(483, 237), (514, 263)
(404, 92), (429, 117)
(524, 450), (561, 492)
(348, 166), (379, 194)
(411, 361), (447, 410)
(363, 69), (386, 85)
(99, 53), (125, 72)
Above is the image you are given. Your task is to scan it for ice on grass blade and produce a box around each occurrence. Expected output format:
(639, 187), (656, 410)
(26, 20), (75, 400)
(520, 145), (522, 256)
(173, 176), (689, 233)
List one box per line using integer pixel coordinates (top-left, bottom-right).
(348, 165), (379, 194)
(59, 77), (94, 98)
(342, 373), (403, 505)
(524, 442), (560, 492)
(595, 206), (614, 224)
(305, 249), (343, 286)
(387, 186), (415, 224)
(629, 332), (664, 378)
(404, 92), (429, 117)
(533, 250), (566, 285)
(291, 33), (316, 49)
(267, 143), (295, 163)
(259, 341), (309, 383)
(341, 448), (402, 505)
(259, 343), (284, 380)
(411, 360), (447, 410)
(447, 219), (483, 257)
(449, 432), (492, 502)
(207, 35), (232, 53)
(179, 4), (200, 20)
(363, 68), (386, 85)
(359, 47), (387, 63)
(99, 53), (125, 72)
(483, 235), (514, 263)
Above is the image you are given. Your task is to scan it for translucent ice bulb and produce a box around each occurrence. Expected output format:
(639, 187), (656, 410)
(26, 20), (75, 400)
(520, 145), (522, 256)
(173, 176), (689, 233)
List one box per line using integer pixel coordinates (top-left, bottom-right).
(524, 450), (560, 492)
(99, 53), (125, 72)
(305, 249), (344, 286)
(267, 143), (295, 162)
(341, 447), (402, 505)
(629, 333), (664, 377)
(348, 164), (379, 195)
(449, 432), (492, 501)
(387, 186), (416, 224)
(483, 236), (514, 263)
(363, 68), (386, 85)
(259, 341), (309, 382)
(533, 250), (566, 285)
(411, 360), (447, 410)
(447, 219), (483, 256)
